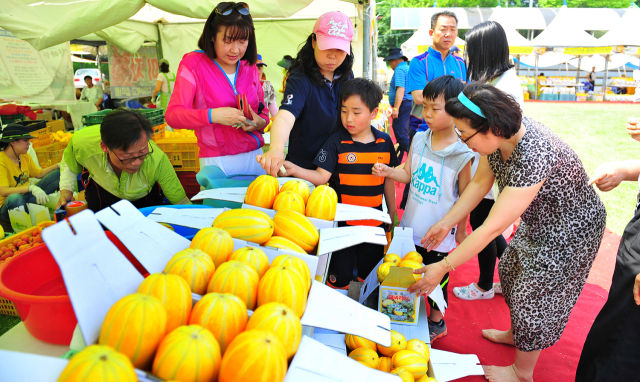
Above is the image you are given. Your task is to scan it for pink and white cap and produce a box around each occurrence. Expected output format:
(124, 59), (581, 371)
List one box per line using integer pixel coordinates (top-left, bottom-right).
(312, 11), (354, 54)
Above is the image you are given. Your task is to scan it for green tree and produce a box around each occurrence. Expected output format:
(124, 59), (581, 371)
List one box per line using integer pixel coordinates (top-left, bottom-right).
(538, 0), (631, 6)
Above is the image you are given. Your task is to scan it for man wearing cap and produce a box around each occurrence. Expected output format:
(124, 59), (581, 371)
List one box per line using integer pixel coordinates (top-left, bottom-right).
(384, 47), (412, 160)
(151, 58), (176, 112)
(257, 54), (278, 118)
(58, 109), (190, 212)
(450, 46), (463, 58)
(0, 124), (60, 222)
(406, 10), (466, 134)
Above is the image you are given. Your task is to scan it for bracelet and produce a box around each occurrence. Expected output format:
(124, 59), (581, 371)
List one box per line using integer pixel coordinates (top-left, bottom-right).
(443, 257), (455, 271)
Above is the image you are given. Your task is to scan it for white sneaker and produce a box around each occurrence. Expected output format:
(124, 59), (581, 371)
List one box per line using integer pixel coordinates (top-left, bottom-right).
(493, 283), (502, 294)
(453, 283), (495, 301)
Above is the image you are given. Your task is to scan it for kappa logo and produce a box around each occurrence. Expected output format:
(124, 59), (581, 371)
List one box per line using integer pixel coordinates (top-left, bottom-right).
(346, 153), (357, 163)
(412, 163), (440, 196)
(327, 18), (349, 39)
(318, 149), (328, 163)
(284, 94), (294, 105)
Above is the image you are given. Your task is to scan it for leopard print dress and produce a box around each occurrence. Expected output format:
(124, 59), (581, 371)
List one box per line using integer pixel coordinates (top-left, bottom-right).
(488, 116), (606, 352)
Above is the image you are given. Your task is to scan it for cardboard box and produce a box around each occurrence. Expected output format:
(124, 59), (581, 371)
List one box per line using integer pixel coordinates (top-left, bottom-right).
(46, 119), (65, 133)
(27, 110), (53, 121)
(378, 266), (420, 326)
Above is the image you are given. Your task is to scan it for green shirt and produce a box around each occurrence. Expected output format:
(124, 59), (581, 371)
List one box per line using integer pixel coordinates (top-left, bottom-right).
(62, 126), (187, 204)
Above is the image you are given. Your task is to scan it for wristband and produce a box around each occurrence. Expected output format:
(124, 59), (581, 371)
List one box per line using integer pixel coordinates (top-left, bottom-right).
(443, 257), (455, 271)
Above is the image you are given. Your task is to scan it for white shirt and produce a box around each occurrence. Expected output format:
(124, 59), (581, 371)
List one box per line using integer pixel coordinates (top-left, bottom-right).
(157, 73), (170, 93)
(80, 85), (103, 105)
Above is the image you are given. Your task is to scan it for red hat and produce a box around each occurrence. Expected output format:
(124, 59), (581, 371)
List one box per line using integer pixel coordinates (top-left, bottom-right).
(312, 11), (354, 54)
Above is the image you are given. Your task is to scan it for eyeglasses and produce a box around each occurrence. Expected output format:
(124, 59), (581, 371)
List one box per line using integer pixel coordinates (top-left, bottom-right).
(214, 2), (250, 17)
(111, 146), (153, 165)
(455, 127), (480, 144)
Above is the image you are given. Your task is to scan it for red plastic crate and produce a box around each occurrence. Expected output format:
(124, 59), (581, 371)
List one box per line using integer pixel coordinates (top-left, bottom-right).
(176, 171), (200, 199)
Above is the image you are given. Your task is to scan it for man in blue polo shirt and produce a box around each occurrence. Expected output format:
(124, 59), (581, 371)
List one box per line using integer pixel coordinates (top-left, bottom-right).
(385, 47), (412, 161)
(406, 10), (467, 134)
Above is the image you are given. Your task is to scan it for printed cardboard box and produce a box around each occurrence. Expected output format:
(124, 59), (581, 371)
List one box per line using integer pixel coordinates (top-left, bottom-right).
(378, 266), (420, 326)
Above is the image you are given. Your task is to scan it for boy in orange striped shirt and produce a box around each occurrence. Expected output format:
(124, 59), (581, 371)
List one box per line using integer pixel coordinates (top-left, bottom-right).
(282, 78), (399, 289)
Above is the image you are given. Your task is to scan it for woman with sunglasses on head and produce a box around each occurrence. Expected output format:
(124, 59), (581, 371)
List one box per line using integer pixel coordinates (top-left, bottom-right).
(452, 21), (524, 303)
(259, 11), (355, 175)
(165, 2), (269, 177)
(409, 83), (606, 382)
(0, 123), (60, 223)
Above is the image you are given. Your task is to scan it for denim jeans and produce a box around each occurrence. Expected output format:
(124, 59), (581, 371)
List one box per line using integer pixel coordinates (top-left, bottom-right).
(392, 99), (412, 153)
(0, 169), (61, 222)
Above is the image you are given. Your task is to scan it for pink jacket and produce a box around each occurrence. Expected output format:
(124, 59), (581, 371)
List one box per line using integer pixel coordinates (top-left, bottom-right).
(166, 51), (269, 158)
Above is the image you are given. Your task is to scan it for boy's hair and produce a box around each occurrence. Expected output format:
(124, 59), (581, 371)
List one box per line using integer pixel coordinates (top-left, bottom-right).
(340, 78), (383, 112)
(83, 75), (92, 81)
(423, 75), (465, 103)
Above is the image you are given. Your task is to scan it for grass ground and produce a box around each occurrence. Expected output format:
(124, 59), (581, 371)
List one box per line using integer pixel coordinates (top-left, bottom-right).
(522, 102), (640, 235)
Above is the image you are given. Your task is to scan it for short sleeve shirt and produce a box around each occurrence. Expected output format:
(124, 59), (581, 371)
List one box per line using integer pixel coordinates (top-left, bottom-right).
(0, 151), (42, 207)
(389, 61), (413, 105)
(280, 68), (353, 170)
(313, 127), (399, 226)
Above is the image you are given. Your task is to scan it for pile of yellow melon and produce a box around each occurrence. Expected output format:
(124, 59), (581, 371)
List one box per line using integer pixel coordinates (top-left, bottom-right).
(244, 175), (338, 221)
(377, 251), (425, 283)
(346, 331), (437, 382)
(164, 128), (196, 138)
(58, 226), (313, 382)
(50, 130), (73, 145)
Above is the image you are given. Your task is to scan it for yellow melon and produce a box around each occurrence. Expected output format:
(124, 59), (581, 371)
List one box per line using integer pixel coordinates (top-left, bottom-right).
(348, 347), (379, 368)
(377, 262), (394, 283)
(190, 227), (234, 268)
(152, 325), (221, 382)
(272, 191), (305, 214)
(305, 185), (337, 221)
(403, 251), (423, 264)
(377, 329), (407, 357)
(57, 345), (136, 382)
(263, 236), (307, 254)
(407, 339), (430, 363)
(212, 209), (274, 244)
(189, 293), (248, 354)
(280, 180), (310, 204)
(246, 302), (302, 360)
(384, 253), (402, 265)
(99, 294), (167, 369)
(398, 260), (424, 282)
(270, 254), (312, 292)
(229, 246), (270, 277)
(219, 329), (288, 382)
(415, 376), (438, 382)
(164, 248), (215, 295)
(391, 367), (415, 382)
(258, 265), (308, 318)
(345, 334), (377, 352)
(244, 175), (280, 209)
(207, 260), (259, 310)
(273, 209), (319, 253)
(378, 356), (393, 372)
(392, 350), (429, 379)
(137, 273), (192, 333)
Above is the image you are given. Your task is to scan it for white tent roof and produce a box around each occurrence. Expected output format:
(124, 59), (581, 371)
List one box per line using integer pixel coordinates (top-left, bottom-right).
(597, 8), (640, 47)
(568, 54), (639, 71)
(484, 9), (534, 48)
(519, 52), (573, 68)
(530, 6), (600, 48)
(486, 7), (555, 30)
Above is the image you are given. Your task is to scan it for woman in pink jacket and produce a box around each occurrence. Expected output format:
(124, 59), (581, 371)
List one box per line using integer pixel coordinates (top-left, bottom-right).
(166, 2), (269, 176)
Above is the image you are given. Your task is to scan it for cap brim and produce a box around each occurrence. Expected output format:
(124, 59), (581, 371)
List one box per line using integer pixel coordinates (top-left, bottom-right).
(316, 34), (351, 54)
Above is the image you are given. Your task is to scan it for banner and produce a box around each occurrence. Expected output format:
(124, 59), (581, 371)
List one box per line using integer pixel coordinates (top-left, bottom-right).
(509, 47), (534, 55)
(0, 30), (76, 104)
(560, 47), (614, 55)
(107, 44), (158, 99)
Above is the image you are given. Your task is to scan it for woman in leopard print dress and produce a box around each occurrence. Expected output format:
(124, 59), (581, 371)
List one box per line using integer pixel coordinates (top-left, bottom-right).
(408, 83), (606, 382)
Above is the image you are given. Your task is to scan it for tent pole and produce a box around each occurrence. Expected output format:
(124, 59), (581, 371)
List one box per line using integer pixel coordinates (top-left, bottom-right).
(603, 54), (609, 96)
(534, 54), (539, 100)
(372, 15), (378, 83)
(363, 0), (371, 79)
(97, 46), (102, 91)
(576, 56), (581, 86)
(516, 55), (520, 76)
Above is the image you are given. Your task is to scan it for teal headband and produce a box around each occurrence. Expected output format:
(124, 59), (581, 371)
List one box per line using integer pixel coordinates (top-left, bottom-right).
(458, 92), (486, 119)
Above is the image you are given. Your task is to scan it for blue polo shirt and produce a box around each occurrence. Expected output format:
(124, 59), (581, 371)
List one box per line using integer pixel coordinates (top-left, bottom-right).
(280, 68), (353, 170)
(406, 47), (467, 131)
(389, 61), (413, 105)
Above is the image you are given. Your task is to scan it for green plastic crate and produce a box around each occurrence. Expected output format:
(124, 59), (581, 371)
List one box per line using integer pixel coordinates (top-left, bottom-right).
(139, 108), (164, 118)
(0, 114), (25, 125)
(148, 115), (165, 127)
(82, 109), (113, 126)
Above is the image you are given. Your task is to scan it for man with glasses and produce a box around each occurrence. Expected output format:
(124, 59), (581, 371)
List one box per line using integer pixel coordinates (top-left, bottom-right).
(58, 109), (190, 212)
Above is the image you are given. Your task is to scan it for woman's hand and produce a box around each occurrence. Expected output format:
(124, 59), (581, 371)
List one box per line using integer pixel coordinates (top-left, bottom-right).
(58, 190), (75, 208)
(372, 163), (391, 178)
(589, 162), (626, 192)
(633, 272), (640, 305)
(626, 117), (640, 142)
(240, 103), (264, 132)
(260, 149), (285, 177)
(421, 219), (456, 251)
(407, 261), (447, 296)
(211, 107), (246, 127)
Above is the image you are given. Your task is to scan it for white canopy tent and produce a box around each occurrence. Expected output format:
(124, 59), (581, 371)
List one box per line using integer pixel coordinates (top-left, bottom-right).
(597, 7), (640, 47)
(530, 6), (600, 48)
(568, 54), (639, 72)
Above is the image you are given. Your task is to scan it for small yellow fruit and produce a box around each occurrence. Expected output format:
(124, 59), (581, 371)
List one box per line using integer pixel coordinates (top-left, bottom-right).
(403, 251), (423, 264)
(407, 339), (430, 363)
(392, 350), (429, 379)
(378, 356), (393, 372)
(377, 330), (407, 357)
(390, 367), (415, 382)
(399, 260), (423, 282)
(345, 334), (377, 352)
(377, 262), (393, 283)
(384, 253), (401, 265)
(348, 347), (379, 368)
